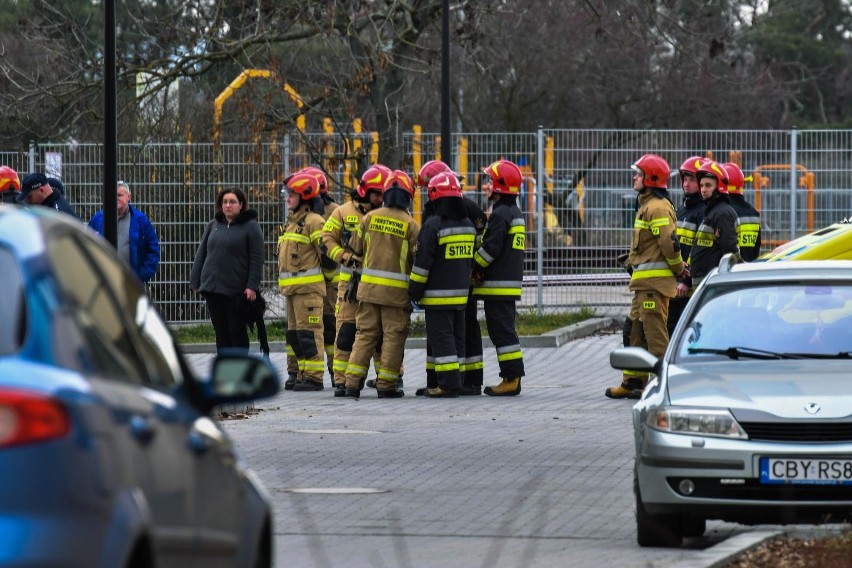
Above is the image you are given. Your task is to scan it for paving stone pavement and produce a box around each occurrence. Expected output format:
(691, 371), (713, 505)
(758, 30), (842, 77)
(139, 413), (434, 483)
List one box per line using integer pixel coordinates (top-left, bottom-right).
(184, 323), (774, 568)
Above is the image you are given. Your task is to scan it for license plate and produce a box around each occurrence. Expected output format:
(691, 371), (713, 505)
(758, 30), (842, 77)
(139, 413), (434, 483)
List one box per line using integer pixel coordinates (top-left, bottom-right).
(760, 458), (852, 485)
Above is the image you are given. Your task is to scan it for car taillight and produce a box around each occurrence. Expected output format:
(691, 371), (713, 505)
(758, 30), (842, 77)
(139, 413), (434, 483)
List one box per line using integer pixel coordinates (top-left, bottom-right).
(0, 390), (71, 448)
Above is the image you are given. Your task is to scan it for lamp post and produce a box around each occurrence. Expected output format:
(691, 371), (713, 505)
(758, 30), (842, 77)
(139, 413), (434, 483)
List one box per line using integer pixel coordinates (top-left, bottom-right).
(103, 0), (118, 246)
(441, 0), (451, 167)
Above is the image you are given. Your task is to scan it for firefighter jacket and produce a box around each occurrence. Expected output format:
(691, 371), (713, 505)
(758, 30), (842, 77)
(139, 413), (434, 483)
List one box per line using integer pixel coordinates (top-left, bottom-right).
(472, 200), (525, 301)
(627, 189), (684, 298)
(320, 201), (341, 285)
(688, 195), (740, 282)
(277, 205), (326, 296)
(729, 195), (762, 262)
(349, 206), (420, 309)
(322, 200), (370, 284)
(409, 215), (476, 309)
(674, 192), (704, 288)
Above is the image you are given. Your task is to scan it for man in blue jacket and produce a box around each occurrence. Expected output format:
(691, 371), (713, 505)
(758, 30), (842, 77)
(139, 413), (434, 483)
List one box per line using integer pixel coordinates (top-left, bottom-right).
(89, 180), (160, 284)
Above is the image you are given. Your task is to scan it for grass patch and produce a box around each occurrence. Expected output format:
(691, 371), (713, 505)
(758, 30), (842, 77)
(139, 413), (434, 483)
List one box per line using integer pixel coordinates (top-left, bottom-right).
(172, 305), (598, 343)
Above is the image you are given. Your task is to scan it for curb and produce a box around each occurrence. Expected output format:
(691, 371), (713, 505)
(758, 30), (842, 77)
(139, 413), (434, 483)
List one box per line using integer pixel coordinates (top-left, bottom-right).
(178, 315), (621, 354)
(669, 530), (783, 568)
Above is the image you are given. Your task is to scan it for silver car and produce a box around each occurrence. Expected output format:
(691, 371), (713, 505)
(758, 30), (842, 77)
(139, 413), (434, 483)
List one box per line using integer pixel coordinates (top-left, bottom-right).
(611, 257), (852, 547)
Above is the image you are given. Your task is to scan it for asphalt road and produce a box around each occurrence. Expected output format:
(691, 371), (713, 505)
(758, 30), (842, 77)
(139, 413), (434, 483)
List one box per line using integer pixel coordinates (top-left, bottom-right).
(184, 319), (828, 568)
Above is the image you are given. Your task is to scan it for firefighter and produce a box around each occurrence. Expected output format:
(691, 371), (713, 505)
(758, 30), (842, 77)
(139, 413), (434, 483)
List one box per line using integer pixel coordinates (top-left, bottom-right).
(322, 165), (389, 397)
(409, 172), (477, 398)
(606, 154), (686, 399)
(278, 170), (328, 391)
(690, 160), (740, 287)
(667, 156), (707, 335)
(305, 166), (340, 383)
(413, 160), (487, 396)
(472, 159), (526, 397)
(0, 165), (21, 203)
(723, 162), (762, 262)
(343, 170), (420, 399)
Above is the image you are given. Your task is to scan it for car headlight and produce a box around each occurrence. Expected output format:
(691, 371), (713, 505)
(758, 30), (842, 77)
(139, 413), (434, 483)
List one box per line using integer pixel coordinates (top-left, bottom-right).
(646, 408), (747, 439)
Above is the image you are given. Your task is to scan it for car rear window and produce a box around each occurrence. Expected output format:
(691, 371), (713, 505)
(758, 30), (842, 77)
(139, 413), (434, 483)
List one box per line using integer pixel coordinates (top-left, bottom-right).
(0, 247), (26, 354)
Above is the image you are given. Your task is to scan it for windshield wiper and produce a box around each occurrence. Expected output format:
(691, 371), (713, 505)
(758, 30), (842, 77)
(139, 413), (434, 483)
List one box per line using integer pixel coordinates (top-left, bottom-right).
(687, 346), (803, 360)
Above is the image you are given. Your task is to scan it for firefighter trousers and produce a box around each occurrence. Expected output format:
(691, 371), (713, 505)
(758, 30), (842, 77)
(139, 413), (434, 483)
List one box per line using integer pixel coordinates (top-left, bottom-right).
(424, 309), (465, 391)
(285, 292), (326, 383)
(323, 280), (337, 374)
(483, 299), (525, 379)
(344, 302), (410, 391)
(623, 289), (670, 384)
(461, 294), (483, 387)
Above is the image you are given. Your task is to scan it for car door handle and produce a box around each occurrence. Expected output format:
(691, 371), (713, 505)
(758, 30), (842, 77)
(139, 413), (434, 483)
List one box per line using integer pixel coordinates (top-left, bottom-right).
(129, 415), (156, 445)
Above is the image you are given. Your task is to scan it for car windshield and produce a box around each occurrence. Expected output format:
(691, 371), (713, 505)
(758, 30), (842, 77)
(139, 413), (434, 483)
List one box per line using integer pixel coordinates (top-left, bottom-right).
(675, 282), (852, 360)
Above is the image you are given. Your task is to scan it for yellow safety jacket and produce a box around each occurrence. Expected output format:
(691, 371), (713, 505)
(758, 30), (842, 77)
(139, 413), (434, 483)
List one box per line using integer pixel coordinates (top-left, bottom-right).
(277, 206), (326, 296)
(322, 200), (370, 284)
(349, 206), (420, 309)
(628, 190), (683, 297)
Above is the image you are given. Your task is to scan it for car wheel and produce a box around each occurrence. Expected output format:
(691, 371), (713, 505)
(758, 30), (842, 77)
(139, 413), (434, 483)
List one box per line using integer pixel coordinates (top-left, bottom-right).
(253, 518), (272, 568)
(682, 516), (706, 538)
(634, 468), (683, 547)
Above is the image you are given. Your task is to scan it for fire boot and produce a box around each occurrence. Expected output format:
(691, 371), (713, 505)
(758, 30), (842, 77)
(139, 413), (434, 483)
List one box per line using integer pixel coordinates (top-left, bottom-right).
(333, 383), (347, 397)
(377, 388), (405, 399)
(424, 387), (459, 398)
(605, 378), (645, 399)
(458, 384), (482, 396)
(483, 377), (521, 397)
(284, 373), (298, 391)
(293, 379), (324, 392)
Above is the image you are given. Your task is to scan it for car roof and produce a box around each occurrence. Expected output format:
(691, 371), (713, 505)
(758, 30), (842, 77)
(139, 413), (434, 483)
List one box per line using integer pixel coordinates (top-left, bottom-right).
(708, 258), (852, 284)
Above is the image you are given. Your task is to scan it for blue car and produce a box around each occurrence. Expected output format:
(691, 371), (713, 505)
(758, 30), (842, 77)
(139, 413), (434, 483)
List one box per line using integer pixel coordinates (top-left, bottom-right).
(0, 204), (279, 567)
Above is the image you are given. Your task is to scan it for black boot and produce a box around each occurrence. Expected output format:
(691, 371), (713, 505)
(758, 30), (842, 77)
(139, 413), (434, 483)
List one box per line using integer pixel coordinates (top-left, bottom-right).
(344, 388), (361, 399)
(458, 384), (482, 396)
(284, 373), (298, 391)
(377, 388), (404, 399)
(293, 379), (324, 392)
(333, 384), (347, 397)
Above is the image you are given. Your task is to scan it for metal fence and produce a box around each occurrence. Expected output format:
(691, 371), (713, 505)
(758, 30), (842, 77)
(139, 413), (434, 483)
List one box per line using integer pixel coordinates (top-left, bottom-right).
(3, 128), (852, 324)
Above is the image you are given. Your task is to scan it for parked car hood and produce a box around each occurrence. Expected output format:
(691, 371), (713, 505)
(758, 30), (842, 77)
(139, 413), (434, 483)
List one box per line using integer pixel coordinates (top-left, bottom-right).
(666, 360), (852, 419)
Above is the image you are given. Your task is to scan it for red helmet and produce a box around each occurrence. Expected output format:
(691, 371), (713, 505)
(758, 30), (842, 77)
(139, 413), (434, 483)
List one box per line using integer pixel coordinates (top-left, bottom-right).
(722, 162), (745, 195)
(482, 160), (522, 195)
(427, 172), (463, 202)
(631, 154), (670, 189)
(696, 160), (729, 194)
(284, 170), (320, 199)
(357, 165), (390, 198)
(0, 165), (20, 193)
(678, 156), (707, 177)
(383, 170), (415, 196)
(302, 166), (328, 194)
(417, 160), (452, 188)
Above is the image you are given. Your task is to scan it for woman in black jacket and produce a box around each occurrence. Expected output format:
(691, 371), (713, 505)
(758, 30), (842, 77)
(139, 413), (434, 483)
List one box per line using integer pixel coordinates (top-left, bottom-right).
(190, 187), (265, 354)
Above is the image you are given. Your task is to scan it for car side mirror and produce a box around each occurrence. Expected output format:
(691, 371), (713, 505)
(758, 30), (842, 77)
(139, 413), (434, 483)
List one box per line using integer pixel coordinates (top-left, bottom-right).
(200, 351), (280, 410)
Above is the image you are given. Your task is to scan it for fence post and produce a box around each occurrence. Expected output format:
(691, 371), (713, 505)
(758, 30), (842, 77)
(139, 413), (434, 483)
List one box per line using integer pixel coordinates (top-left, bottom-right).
(535, 126), (544, 313)
(789, 126), (797, 240)
(28, 141), (36, 172)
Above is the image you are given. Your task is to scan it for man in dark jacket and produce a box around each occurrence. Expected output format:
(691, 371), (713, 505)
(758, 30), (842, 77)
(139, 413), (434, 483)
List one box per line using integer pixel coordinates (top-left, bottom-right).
(689, 160), (740, 286)
(723, 162), (762, 262)
(89, 180), (160, 284)
(17, 173), (79, 219)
